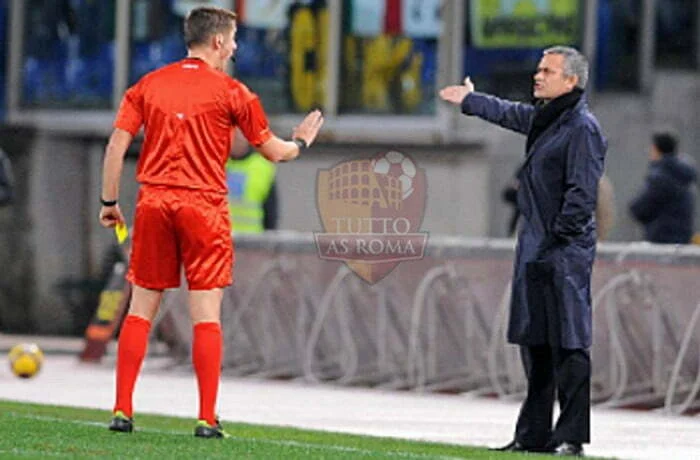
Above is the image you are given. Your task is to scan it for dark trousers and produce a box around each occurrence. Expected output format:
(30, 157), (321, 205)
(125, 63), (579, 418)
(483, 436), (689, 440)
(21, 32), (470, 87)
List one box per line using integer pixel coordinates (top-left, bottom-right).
(514, 345), (591, 447)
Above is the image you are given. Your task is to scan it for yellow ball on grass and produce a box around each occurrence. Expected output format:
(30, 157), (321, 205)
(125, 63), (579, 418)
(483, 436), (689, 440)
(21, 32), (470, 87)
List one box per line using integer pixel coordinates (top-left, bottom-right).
(8, 343), (44, 379)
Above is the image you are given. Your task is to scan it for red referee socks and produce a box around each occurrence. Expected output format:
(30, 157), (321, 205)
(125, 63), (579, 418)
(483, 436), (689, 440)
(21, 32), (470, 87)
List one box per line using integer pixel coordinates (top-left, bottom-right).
(113, 315), (151, 418)
(193, 322), (222, 426)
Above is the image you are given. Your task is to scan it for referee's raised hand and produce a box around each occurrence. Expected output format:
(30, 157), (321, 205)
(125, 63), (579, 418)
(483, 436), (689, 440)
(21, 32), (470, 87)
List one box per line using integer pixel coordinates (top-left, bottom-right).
(292, 109), (324, 147)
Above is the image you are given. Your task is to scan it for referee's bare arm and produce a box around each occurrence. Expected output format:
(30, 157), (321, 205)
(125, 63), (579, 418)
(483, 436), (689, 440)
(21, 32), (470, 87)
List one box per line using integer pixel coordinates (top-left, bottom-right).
(257, 109), (324, 162)
(99, 128), (132, 228)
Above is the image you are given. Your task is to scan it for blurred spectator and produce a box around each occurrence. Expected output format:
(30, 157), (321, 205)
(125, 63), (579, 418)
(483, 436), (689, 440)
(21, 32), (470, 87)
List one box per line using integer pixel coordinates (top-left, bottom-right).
(629, 131), (696, 244)
(226, 129), (278, 233)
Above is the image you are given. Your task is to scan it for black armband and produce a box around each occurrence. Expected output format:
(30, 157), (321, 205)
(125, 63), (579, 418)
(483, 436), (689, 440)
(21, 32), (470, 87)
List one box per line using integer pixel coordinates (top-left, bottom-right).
(100, 198), (118, 207)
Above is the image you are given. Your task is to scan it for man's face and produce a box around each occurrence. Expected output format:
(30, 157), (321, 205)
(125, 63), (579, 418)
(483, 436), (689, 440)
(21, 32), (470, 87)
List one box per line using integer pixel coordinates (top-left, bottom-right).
(214, 24), (237, 71)
(533, 53), (578, 100)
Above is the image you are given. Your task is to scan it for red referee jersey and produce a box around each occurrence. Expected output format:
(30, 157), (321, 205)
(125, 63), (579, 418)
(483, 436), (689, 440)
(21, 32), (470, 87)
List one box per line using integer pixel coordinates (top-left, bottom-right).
(114, 57), (272, 194)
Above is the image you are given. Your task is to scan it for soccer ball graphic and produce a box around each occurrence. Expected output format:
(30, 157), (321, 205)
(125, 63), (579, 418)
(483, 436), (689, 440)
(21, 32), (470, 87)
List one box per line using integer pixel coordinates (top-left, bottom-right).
(373, 151), (417, 199)
(8, 343), (44, 378)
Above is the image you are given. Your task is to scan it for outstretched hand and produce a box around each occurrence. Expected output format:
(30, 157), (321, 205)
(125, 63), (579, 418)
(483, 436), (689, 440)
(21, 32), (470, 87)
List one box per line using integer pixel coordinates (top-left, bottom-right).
(439, 77), (475, 105)
(293, 109), (324, 147)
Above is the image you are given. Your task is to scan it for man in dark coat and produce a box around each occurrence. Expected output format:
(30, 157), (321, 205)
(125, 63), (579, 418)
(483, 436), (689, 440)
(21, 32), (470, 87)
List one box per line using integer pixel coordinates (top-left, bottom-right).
(629, 131), (696, 244)
(440, 46), (607, 457)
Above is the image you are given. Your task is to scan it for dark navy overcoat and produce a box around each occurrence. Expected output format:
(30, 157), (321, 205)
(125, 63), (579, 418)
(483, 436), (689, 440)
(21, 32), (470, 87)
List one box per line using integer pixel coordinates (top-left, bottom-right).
(462, 92), (607, 349)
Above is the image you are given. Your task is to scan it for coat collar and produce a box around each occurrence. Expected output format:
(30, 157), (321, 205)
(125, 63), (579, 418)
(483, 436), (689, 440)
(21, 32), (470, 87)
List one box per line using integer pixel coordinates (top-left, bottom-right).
(520, 94), (588, 171)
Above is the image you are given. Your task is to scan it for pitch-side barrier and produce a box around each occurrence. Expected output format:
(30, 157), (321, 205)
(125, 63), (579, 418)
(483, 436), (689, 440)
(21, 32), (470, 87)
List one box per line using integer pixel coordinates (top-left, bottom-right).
(153, 232), (700, 414)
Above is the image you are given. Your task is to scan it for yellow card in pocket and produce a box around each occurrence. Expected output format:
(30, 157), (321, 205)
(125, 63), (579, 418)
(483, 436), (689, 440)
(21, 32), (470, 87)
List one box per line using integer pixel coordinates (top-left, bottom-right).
(115, 223), (129, 244)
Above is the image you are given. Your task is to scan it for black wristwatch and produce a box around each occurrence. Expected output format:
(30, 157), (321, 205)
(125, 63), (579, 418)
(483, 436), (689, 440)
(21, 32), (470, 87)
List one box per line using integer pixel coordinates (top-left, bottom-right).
(293, 138), (308, 149)
(100, 198), (118, 207)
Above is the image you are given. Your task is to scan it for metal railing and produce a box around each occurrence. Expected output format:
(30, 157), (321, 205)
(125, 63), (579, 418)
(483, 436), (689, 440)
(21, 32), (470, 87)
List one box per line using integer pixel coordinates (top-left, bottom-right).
(150, 233), (700, 415)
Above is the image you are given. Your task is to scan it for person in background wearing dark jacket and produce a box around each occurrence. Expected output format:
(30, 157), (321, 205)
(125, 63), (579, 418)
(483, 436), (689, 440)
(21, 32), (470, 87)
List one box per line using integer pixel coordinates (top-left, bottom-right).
(629, 131), (696, 244)
(441, 46), (606, 457)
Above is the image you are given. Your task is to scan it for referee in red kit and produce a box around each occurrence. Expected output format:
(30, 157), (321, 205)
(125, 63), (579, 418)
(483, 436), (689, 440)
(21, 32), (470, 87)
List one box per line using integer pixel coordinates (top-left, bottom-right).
(99, 6), (323, 438)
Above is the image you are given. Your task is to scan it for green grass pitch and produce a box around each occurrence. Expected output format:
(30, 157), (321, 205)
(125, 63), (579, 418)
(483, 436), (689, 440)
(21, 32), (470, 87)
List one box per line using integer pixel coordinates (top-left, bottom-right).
(0, 399), (606, 459)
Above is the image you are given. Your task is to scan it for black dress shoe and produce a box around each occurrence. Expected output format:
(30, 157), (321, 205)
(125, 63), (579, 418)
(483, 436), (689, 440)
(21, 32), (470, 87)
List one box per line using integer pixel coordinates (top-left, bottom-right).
(490, 440), (553, 453)
(552, 442), (584, 456)
(490, 440), (527, 452)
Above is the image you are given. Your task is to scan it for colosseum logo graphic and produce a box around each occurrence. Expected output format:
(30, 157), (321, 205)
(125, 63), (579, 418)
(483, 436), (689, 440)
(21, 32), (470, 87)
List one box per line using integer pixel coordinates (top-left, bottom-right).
(314, 151), (428, 284)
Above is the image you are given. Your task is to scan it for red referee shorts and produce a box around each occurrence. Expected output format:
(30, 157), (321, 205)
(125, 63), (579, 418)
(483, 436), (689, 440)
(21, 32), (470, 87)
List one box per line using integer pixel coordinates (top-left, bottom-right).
(126, 185), (234, 290)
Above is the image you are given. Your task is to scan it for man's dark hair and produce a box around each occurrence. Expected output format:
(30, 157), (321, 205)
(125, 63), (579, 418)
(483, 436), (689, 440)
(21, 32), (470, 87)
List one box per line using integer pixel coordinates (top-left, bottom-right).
(184, 7), (237, 48)
(652, 131), (678, 155)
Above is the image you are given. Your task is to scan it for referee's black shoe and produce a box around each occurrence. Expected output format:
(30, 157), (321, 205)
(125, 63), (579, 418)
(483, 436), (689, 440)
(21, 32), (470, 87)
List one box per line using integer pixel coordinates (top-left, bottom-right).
(194, 419), (229, 439)
(108, 411), (134, 433)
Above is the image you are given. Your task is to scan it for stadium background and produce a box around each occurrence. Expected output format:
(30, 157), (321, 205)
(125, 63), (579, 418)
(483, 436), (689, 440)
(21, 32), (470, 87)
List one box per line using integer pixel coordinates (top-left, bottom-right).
(0, 0), (699, 423)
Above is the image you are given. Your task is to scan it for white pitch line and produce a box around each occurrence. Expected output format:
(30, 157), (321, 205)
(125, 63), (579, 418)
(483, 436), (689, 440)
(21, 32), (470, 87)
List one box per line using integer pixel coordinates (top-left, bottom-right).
(0, 449), (73, 458)
(6, 412), (469, 460)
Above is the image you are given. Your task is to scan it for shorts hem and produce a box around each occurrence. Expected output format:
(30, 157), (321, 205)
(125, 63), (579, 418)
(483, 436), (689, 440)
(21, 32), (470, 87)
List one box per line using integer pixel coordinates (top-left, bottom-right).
(187, 280), (233, 291)
(127, 274), (180, 291)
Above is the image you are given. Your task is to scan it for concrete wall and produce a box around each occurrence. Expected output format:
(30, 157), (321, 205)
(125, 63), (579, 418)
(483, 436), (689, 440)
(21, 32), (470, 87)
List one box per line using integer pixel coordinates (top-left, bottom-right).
(28, 135), (84, 333)
(24, 134), (138, 334)
(274, 145), (491, 237)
